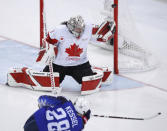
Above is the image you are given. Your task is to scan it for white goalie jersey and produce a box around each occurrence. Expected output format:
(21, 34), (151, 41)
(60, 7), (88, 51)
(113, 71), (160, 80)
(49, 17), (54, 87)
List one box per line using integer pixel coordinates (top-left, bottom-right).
(47, 24), (93, 66)
(36, 20), (115, 66)
(7, 19), (115, 95)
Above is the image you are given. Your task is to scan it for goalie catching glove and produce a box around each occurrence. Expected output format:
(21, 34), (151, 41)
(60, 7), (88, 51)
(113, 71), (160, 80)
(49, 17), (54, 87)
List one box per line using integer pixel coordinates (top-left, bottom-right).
(96, 20), (116, 42)
(36, 39), (58, 65)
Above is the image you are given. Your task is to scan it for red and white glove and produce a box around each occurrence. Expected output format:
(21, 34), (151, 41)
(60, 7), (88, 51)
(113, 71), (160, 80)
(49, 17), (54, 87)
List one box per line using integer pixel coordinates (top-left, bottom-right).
(36, 39), (58, 65)
(96, 20), (116, 42)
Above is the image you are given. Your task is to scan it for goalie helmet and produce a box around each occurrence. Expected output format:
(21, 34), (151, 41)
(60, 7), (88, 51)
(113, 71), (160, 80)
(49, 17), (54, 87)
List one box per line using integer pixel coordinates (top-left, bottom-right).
(74, 97), (90, 115)
(67, 15), (85, 38)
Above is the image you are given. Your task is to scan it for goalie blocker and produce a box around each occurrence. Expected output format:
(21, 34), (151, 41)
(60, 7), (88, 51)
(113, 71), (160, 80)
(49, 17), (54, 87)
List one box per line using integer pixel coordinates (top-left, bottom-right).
(7, 67), (112, 95)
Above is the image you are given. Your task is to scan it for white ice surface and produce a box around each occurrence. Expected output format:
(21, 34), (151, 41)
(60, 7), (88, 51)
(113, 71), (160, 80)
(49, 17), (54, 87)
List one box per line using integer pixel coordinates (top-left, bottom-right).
(0, 0), (167, 131)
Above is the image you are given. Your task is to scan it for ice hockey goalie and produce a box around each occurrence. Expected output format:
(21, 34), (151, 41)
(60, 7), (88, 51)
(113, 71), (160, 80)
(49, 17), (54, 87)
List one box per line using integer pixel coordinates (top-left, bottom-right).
(7, 15), (114, 95)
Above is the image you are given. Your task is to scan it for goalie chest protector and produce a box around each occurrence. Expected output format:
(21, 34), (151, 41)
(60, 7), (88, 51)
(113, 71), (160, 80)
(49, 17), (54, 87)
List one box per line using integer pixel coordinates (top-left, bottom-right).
(48, 24), (93, 66)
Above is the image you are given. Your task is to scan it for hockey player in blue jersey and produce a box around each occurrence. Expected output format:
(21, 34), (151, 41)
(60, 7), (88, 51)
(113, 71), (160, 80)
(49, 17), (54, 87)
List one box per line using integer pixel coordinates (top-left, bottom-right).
(24, 95), (91, 131)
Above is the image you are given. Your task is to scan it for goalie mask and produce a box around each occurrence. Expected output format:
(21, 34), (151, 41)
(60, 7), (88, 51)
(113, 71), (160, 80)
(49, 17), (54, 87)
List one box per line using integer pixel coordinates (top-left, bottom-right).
(74, 97), (90, 115)
(67, 15), (85, 38)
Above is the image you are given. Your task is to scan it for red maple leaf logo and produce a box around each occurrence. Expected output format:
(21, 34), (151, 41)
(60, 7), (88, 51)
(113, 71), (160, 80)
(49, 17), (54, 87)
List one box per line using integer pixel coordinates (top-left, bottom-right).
(65, 43), (83, 57)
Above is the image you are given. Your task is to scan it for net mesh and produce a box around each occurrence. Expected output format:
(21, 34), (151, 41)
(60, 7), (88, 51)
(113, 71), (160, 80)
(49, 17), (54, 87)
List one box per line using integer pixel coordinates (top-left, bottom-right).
(103, 0), (158, 73)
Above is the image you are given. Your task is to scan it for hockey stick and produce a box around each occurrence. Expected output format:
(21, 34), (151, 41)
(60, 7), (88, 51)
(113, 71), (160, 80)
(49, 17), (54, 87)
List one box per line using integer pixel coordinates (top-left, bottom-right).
(41, 0), (58, 95)
(48, 58), (57, 95)
(92, 112), (161, 120)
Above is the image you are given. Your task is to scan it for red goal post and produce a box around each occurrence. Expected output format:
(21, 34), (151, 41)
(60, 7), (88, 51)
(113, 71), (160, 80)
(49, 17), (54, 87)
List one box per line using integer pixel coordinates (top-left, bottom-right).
(40, 0), (48, 48)
(113, 0), (119, 74)
(40, 0), (44, 48)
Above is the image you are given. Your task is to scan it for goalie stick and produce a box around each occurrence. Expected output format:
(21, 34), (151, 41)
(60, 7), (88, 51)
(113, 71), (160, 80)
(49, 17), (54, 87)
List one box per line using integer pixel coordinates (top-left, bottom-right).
(41, 0), (59, 95)
(92, 112), (161, 120)
(48, 58), (58, 95)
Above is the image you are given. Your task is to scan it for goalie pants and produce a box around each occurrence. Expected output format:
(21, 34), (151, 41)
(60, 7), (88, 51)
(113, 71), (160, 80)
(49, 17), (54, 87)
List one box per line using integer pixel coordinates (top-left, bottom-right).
(43, 61), (94, 84)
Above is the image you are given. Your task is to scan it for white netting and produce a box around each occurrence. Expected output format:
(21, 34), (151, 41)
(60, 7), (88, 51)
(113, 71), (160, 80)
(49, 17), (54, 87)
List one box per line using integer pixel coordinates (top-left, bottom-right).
(102, 0), (158, 73)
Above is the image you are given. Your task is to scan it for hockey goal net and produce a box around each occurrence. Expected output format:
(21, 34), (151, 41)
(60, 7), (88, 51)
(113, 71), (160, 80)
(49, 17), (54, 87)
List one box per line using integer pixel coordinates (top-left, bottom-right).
(40, 0), (158, 74)
(101, 0), (158, 73)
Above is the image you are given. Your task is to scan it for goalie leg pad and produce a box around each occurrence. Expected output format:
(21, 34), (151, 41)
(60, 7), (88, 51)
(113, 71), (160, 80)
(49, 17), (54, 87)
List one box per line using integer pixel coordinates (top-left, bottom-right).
(7, 67), (60, 91)
(93, 67), (113, 85)
(7, 67), (35, 89)
(81, 69), (103, 95)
